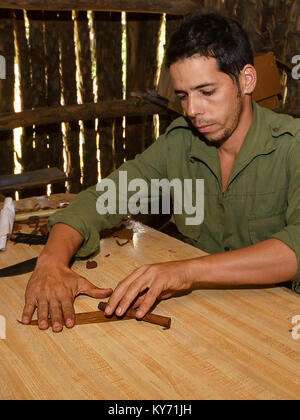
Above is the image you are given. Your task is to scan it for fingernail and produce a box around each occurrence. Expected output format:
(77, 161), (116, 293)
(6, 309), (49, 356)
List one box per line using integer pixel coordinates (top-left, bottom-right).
(136, 310), (143, 318)
(66, 319), (73, 328)
(105, 305), (111, 314)
(116, 307), (122, 315)
(53, 322), (61, 331)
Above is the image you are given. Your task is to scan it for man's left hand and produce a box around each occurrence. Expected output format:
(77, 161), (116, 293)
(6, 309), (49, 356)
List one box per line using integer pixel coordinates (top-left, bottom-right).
(104, 260), (195, 318)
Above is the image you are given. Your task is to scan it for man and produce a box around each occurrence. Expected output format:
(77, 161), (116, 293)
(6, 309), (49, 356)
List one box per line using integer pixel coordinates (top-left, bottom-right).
(22, 13), (300, 332)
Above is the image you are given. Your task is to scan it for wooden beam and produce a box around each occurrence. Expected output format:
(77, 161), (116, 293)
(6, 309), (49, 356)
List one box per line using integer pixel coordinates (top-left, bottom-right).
(0, 167), (66, 193)
(0, 0), (200, 14)
(0, 99), (176, 132)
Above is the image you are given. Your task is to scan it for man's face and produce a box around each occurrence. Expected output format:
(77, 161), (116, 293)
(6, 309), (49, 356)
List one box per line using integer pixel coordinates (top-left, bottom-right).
(169, 55), (243, 144)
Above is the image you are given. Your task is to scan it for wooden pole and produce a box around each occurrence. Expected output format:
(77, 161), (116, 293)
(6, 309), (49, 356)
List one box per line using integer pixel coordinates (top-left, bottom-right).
(74, 11), (98, 189)
(0, 100), (176, 131)
(21, 10), (48, 197)
(125, 13), (161, 161)
(0, 0), (201, 15)
(158, 14), (183, 135)
(94, 11), (123, 178)
(58, 11), (81, 193)
(44, 11), (64, 194)
(13, 10), (35, 176)
(0, 9), (15, 176)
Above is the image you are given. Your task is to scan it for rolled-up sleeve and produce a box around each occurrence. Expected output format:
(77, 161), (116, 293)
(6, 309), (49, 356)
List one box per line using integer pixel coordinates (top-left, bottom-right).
(47, 133), (168, 258)
(47, 185), (122, 258)
(270, 139), (300, 293)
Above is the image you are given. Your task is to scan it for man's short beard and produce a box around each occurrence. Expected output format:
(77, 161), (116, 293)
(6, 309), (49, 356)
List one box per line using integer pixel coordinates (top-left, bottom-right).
(207, 81), (243, 145)
(208, 127), (236, 145)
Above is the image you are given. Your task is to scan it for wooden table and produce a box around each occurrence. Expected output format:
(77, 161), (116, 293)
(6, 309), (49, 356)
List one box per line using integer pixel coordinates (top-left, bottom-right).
(0, 220), (299, 400)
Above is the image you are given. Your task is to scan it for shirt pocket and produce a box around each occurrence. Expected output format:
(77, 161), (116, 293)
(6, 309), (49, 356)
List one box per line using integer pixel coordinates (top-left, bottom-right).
(248, 210), (287, 244)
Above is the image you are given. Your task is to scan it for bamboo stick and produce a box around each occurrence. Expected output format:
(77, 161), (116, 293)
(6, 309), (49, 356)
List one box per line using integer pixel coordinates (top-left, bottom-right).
(98, 302), (171, 329)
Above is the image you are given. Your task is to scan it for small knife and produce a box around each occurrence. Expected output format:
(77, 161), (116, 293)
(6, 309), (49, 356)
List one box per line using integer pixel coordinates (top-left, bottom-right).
(0, 257), (38, 277)
(0, 256), (76, 278)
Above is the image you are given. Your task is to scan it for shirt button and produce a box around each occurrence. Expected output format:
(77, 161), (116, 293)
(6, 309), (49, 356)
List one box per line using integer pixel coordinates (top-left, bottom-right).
(190, 157), (195, 163)
(273, 127), (279, 133)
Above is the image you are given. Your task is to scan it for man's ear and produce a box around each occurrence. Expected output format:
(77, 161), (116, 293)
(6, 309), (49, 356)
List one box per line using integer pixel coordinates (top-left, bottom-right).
(239, 64), (257, 95)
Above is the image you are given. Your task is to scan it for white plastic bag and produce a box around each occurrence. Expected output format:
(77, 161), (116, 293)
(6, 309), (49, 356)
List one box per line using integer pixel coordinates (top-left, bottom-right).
(0, 197), (15, 251)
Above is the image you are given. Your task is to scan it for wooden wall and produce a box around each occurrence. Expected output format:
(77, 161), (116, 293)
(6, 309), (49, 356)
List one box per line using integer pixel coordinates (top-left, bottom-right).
(205, 0), (300, 112)
(0, 9), (181, 195)
(0, 0), (299, 197)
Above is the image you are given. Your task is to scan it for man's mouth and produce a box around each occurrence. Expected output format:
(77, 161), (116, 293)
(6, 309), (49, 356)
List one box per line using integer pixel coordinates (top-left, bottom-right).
(196, 123), (215, 133)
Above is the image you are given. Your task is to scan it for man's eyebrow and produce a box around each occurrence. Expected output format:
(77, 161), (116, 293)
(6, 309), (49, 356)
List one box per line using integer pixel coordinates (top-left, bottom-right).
(174, 83), (216, 94)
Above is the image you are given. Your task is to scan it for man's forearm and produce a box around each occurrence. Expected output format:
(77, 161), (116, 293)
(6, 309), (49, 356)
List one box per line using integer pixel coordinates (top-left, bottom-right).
(187, 238), (298, 287)
(39, 223), (84, 266)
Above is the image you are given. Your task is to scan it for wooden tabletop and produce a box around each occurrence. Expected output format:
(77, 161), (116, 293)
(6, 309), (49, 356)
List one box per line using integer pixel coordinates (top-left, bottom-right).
(0, 220), (299, 400)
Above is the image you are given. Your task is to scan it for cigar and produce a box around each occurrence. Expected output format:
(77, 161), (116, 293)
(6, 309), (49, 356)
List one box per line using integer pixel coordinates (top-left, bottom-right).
(98, 302), (171, 329)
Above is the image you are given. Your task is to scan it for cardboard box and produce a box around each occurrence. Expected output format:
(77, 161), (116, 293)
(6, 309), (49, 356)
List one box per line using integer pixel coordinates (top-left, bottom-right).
(252, 52), (282, 109)
(157, 51), (282, 113)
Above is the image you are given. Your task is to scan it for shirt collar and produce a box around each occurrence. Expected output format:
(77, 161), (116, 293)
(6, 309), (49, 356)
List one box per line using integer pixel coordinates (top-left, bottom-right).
(189, 101), (278, 168)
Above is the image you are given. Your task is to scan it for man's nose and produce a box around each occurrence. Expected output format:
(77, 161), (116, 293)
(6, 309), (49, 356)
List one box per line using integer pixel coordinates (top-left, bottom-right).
(186, 96), (205, 117)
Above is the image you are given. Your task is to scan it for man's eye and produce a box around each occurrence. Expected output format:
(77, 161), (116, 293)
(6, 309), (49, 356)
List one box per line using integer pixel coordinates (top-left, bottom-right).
(177, 95), (187, 101)
(202, 90), (215, 96)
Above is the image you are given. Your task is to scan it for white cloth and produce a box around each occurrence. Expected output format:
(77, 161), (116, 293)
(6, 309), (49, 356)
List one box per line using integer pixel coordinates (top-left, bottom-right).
(0, 197), (15, 251)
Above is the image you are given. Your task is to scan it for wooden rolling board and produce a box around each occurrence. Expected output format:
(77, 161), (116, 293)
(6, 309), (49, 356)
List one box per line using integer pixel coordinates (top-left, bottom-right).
(0, 220), (299, 400)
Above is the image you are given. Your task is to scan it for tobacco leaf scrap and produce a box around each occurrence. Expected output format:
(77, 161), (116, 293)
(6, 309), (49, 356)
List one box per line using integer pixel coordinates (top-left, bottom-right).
(113, 227), (134, 240)
(86, 260), (98, 269)
(116, 239), (130, 247)
(100, 223), (134, 240)
(100, 223), (134, 248)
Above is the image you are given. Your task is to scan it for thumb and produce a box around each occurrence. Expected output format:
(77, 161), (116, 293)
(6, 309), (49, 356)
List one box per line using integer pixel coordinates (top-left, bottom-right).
(77, 277), (113, 299)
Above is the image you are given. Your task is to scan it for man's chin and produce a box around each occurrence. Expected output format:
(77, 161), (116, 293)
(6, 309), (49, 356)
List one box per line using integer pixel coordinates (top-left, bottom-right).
(201, 131), (224, 144)
(201, 128), (232, 145)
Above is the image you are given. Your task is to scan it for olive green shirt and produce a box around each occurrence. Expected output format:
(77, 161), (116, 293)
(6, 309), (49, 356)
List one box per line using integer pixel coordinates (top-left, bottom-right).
(48, 102), (300, 292)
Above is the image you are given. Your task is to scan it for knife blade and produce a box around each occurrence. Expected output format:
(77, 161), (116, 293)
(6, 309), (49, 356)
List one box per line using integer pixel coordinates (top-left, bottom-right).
(0, 257), (38, 277)
(0, 256), (76, 278)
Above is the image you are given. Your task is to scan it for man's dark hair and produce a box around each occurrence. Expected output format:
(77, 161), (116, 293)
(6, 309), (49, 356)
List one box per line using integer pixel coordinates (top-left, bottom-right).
(165, 13), (254, 83)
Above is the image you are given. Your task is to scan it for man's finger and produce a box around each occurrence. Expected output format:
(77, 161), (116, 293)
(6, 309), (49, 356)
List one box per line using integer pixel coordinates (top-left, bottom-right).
(131, 292), (147, 309)
(77, 277), (113, 299)
(37, 300), (49, 330)
(113, 275), (152, 317)
(49, 299), (64, 332)
(105, 283), (129, 315)
(105, 266), (149, 315)
(62, 302), (75, 329)
(135, 287), (160, 318)
(85, 287), (113, 299)
(21, 300), (36, 324)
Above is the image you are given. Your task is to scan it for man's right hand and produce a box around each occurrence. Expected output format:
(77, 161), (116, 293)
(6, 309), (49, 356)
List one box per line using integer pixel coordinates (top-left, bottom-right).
(21, 255), (113, 332)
